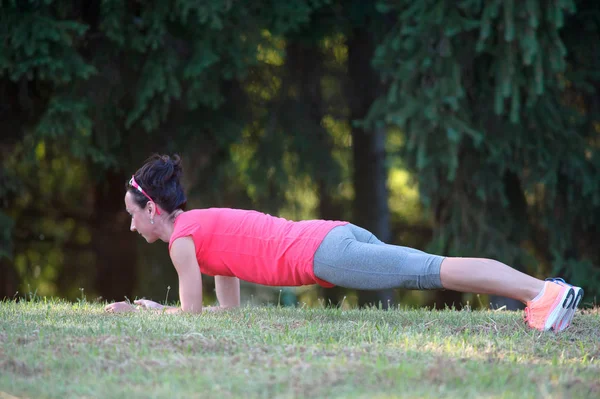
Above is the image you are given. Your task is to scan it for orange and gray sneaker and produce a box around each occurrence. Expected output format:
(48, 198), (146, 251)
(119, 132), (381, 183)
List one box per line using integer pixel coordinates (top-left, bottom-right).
(545, 277), (584, 332)
(524, 280), (576, 332)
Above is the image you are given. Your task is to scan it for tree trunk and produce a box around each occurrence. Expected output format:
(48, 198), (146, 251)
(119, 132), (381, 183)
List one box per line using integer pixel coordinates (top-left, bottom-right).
(352, 125), (395, 309)
(347, 29), (395, 309)
(284, 40), (350, 306)
(488, 170), (529, 310)
(317, 179), (348, 306)
(0, 258), (18, 299)
(425, 182), (463, 309)
(91, 171), (137, 302)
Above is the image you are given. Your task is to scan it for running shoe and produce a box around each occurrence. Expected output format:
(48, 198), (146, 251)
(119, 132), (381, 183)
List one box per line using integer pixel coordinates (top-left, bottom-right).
(544, 277), (584, 332)
(524, 280), (575, 332)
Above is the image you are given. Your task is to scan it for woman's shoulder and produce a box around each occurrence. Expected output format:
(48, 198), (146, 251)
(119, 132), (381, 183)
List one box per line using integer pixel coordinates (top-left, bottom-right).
(174, 207), (249, 225)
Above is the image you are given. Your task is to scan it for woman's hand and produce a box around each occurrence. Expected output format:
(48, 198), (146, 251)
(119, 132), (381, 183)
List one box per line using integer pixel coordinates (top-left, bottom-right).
(133, 299), (165, 310)
(104, 301), (137, 313)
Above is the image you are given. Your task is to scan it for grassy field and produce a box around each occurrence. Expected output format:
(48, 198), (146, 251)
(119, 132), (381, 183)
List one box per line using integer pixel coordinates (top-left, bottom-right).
(0, 300), (599, 399)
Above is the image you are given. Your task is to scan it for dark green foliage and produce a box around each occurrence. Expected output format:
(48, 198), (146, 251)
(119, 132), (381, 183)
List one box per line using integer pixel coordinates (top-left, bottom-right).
(368, 0), (600, 294)
(0, 0), (338, 299)
(1, 0), (599, 301)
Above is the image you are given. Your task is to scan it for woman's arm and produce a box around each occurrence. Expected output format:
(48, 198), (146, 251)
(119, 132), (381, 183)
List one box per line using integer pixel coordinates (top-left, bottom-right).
(169, 236), (204, 314)
(214, 276), (240, 308)
(105, 237), (229, 314)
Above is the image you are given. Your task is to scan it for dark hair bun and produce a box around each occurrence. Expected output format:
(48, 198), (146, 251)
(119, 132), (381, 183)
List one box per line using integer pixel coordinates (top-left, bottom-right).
(141, 154), (182, 189)
(129, 154), (187, 213)
(157, 154), (183, 185)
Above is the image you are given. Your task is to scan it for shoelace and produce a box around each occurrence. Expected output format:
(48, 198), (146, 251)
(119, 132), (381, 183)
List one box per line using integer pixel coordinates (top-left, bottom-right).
(523, 306), (545, 327)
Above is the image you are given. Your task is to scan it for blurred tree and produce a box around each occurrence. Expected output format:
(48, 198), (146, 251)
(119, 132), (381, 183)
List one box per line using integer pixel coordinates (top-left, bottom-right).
(552, 0), (600, 297)
(1, 0), (102, 299)
(0, 0), (336, 300)
(237, 2), (400, 308)
(346, 26), (395, 309)
(3, 0), (597, 307)
(367, 0), (600, 305)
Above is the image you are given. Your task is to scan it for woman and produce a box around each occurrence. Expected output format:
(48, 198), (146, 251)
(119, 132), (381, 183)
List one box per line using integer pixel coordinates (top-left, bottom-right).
(105, 154), (583, 332)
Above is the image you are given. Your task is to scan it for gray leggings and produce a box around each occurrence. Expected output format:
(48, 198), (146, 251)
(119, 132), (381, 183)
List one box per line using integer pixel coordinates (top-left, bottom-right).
(313, 224), (445, 290)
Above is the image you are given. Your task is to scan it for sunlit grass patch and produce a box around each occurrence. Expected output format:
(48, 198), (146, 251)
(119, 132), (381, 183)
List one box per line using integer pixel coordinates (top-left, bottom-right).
(1, 300), (599, 398)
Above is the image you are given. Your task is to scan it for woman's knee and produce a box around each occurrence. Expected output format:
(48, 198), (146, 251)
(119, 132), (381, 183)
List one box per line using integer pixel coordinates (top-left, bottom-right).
(347, 224), (383, 244)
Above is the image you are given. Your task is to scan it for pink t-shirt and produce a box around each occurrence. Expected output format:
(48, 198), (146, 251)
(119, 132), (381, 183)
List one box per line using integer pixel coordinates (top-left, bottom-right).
(168, 208), (347, 287)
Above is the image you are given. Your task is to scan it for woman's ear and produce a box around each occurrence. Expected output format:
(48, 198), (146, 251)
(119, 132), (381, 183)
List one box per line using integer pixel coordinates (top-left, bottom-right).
(148, 202), (160, 218)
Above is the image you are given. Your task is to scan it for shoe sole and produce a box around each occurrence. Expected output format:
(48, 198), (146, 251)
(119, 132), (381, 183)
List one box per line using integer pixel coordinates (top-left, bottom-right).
(557, 287), (584, 332)
(545, 287), (575, 331)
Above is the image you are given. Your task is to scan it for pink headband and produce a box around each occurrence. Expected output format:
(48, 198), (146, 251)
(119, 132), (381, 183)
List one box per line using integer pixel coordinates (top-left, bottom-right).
(129, 175), (161, 215)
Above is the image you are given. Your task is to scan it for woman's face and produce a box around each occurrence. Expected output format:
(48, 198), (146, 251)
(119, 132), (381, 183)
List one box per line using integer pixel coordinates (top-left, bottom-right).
(124, 191), (158, 243)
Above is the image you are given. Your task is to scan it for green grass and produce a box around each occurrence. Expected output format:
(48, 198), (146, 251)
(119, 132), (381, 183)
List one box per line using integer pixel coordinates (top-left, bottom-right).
(1, 300), (599, 399)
